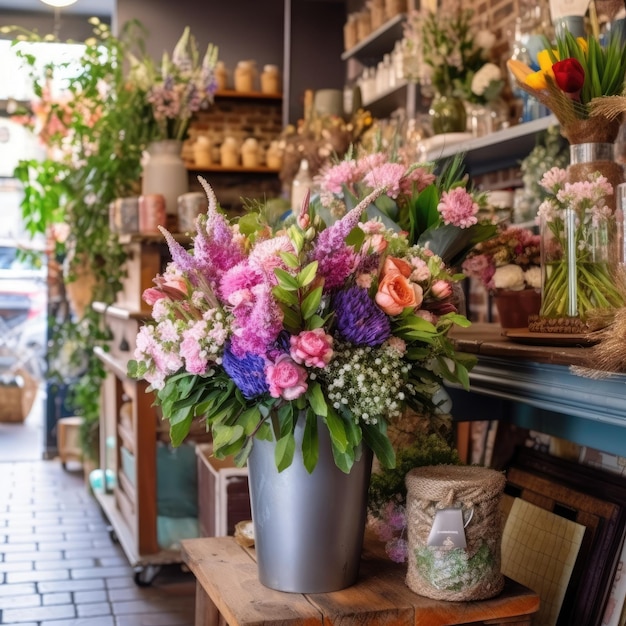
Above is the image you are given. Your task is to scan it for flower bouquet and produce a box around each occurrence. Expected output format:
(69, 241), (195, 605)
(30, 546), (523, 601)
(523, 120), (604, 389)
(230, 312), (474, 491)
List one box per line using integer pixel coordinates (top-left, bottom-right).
(313, 150), (498, 271)
(462, 225), (542, 292)
(129, 26), (218, 141)
(127, 177), (477, 474)
(535, 166), (624, 324)
(507, 30), (626, 145)
(462, 225), (542, 328)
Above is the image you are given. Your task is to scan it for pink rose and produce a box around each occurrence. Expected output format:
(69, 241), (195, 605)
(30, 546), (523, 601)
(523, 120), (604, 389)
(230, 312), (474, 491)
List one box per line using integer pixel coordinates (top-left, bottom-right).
(431, 280), (452, 299)
(290, 329), (333, 368)
(266, 354), (308, 400)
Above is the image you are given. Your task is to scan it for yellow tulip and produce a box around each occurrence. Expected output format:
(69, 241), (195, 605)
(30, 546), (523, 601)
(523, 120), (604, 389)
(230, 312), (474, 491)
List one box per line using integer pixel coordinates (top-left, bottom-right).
(537, 48), (558, 71)
(576, 37), (588, 53)
(525, 70), (549, 90)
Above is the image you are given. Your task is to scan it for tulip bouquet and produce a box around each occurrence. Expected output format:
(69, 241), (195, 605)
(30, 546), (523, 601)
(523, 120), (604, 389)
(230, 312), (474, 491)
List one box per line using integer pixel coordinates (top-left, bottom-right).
(507, 30), (626, 143)
(128, 177), (477, 474)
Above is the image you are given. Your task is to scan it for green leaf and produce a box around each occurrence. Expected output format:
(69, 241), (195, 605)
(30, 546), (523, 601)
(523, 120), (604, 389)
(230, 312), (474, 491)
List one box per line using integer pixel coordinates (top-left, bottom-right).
(274, 268), (299, 290)
(301, 285), (322, 320)
(275, 433), (296, 472)
(330, 444), (354, 474)
(272, 285), (299, 306)
(169, 413), (194, 447)
(297, 261), (318, 287)
(324, 408), (348, 453)
(361, 422), (396, 469)
(212, 424), (245, 451)
(279, 304), (302, 332)
(280, 251), (300, 269)
(306, 381), (328, 417)
(302, 412), (319, 473)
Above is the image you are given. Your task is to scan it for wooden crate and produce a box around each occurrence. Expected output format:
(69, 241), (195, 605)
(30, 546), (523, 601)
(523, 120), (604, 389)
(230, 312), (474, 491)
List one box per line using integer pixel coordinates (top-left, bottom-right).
(196, 444), (251, 537)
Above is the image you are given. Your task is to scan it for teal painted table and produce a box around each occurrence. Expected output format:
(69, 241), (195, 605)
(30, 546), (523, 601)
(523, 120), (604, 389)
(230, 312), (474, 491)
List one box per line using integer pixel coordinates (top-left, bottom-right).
(447, 323), (626, 457)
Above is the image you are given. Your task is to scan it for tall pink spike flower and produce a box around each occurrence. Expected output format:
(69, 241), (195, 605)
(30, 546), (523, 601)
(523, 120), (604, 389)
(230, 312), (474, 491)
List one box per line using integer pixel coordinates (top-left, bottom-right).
(311, 187), (385, 290)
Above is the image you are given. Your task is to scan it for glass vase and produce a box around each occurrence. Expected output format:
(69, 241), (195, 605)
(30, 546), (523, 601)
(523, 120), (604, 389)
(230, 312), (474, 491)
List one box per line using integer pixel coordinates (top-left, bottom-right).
(568, 143), (624, 211)
(429, 93), (467, 135)
(539, 206), (621, 326)
(141, 139), (189, 219)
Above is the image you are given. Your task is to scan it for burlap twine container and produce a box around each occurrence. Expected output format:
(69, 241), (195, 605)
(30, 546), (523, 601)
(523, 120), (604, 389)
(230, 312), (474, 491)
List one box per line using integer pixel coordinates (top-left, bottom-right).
(405, 465), (506, 601)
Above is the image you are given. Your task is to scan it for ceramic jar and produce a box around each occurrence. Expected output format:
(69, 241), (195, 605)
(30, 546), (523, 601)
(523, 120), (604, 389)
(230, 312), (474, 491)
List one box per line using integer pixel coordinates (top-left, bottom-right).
(177, 192), (208, 232)
(241, 138), (260, 168)
(138, 194), (167, 234)
(220, 137), (240, 168)
(261, 65), (281, 94)
(193, 136), (212, 168)
(234, 60), (257, 93)
(215, 61), (228, 91)
(266, 140), (283, 170)
(141, 140), (188, 216)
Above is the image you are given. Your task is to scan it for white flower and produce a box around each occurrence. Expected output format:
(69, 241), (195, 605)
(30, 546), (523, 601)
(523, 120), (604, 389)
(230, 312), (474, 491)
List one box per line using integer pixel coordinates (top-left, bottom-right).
(524, 266), (542, 289)
(493, 264), (525, 290)
(471, 63), (502, 97)
(475, 29), (496, 51)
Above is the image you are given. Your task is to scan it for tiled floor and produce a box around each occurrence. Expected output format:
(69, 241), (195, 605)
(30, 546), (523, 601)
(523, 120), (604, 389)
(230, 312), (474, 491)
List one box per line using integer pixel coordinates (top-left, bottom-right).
(0, 388), (196, 626)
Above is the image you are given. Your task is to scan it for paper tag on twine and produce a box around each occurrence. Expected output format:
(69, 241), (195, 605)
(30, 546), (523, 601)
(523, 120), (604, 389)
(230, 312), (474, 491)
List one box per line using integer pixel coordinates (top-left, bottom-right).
(427, 508), (468, 549)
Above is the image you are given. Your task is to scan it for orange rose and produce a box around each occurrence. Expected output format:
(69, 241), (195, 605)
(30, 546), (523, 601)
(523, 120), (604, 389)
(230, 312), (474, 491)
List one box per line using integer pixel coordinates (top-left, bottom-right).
(376, 272), (423, 316)
(381, 256), (412, 279)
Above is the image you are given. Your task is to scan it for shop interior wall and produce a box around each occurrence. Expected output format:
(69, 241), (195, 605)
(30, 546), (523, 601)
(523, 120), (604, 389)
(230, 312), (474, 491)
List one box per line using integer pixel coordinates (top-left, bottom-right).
(116, 0), (346, 126)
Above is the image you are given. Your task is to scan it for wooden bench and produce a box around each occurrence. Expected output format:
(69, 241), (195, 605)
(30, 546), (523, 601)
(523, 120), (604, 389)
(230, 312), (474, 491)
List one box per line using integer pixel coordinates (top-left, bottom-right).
(181, 535), (540, 626)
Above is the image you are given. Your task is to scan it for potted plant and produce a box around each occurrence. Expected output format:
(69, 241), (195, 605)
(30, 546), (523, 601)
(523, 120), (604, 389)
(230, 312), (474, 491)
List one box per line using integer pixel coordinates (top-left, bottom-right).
(462, 225), (542, 328)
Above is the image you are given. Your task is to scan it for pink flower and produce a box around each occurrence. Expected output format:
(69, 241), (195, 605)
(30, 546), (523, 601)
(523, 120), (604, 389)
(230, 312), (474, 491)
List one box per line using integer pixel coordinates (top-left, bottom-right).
(316, 159), (358, 194)
(363, 163), (405, 199)
(431, 280), (452, 299)
(265, 354), (308, 400)
(437, 187), (479, 228)
(290, 329), (334, 368)
(143, 287), (166, 306)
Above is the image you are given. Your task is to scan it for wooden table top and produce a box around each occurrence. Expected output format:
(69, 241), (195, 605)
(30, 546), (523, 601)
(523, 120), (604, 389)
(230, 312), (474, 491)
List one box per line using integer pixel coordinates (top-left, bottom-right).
(450, 322), (597, 368)
(181, 535), (540, 626)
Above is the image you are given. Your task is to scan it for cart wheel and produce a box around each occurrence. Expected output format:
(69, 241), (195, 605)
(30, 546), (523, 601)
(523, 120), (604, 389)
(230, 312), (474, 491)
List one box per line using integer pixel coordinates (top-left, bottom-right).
(134, 565), (161, 587)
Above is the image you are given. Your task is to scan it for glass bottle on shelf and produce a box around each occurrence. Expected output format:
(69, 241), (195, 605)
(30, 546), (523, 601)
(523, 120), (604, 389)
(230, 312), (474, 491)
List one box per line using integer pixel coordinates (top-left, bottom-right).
(291, 159), (313, 213)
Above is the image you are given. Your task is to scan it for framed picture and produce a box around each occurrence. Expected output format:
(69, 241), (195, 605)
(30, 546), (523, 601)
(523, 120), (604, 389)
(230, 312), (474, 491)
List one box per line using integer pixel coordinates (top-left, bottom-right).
(504, 446), (626, 626)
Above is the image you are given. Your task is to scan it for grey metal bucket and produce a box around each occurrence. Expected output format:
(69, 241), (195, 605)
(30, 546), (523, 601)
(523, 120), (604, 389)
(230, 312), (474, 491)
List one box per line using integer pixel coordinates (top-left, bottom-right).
(247, 415), (373, 593)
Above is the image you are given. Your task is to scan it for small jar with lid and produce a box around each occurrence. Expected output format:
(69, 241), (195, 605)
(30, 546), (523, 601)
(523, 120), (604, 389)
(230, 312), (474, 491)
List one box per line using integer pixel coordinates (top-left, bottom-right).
(214, 61), (228, 91)
(234, 60), (257, 93)
(266, 140), (283, 170)
(241, 137), (260, 168)
(261, 64), (281, 94)
(220, 137), (240, 168)
(193, 136), (212, 168)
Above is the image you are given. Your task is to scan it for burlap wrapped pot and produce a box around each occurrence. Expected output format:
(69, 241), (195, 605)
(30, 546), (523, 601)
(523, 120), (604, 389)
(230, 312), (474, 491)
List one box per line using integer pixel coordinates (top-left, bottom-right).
(405, 465), (506, 601)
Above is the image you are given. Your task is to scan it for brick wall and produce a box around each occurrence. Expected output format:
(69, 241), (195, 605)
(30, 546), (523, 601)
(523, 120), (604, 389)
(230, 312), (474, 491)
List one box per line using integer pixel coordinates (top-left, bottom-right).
(184, 96), (285, 212)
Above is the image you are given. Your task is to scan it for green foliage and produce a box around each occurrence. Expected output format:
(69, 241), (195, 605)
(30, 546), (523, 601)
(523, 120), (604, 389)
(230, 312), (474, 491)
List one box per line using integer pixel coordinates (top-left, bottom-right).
(368, 432), (461, 517)
(8, 19), (157, 455)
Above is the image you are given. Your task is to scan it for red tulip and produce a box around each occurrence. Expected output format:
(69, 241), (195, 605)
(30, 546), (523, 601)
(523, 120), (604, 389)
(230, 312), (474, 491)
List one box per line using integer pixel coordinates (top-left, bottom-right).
(552, 58), (585, 94)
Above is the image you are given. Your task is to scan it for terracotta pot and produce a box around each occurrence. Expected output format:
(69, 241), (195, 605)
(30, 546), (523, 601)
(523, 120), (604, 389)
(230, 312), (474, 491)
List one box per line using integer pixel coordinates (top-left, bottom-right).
(493, 289), (541, 329)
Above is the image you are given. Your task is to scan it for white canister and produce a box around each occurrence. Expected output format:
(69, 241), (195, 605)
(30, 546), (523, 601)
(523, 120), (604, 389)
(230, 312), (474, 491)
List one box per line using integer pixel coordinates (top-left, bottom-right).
(177, 192), (208, 232)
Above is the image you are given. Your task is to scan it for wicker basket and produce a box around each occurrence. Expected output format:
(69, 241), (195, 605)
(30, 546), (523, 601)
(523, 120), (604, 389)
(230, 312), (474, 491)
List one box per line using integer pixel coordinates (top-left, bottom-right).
(0, 369), (38, 423)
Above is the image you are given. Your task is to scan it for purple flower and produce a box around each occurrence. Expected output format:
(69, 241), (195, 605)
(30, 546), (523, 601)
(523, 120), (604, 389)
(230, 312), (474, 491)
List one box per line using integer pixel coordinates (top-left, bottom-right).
(333, 287), (391, 347)
(311, 187), (385, 290)
(222, 343), (268, 399)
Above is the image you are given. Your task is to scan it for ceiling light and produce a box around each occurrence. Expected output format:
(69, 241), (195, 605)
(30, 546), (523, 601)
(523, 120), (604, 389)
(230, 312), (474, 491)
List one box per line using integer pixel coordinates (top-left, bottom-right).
(39, 0), (79, 7)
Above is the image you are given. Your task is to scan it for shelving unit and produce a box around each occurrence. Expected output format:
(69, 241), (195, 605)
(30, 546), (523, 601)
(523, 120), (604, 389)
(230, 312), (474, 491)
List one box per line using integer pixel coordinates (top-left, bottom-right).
(341, 13), (406, 63)
(425, 114), (559, 176)
(93, 235), (210, 585)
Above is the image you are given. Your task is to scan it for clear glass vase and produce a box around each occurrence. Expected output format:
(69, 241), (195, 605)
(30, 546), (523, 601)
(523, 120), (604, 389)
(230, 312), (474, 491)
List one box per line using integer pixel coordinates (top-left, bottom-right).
(539, 206), (621, 323)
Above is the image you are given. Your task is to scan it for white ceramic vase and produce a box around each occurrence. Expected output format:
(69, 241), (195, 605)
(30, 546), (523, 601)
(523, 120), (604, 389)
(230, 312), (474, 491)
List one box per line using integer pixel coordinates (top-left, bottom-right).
(141, 140), (188, 216)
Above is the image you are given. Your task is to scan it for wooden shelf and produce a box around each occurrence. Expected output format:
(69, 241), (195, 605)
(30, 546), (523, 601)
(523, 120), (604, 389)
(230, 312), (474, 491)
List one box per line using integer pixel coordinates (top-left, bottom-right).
(185, 163), (280, 174)
(426, 114), (559, 176)
(214, 89), (282, 101)
(341, 13), (406, 63)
